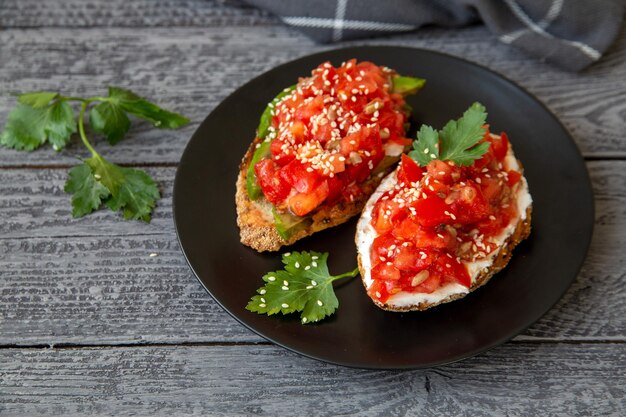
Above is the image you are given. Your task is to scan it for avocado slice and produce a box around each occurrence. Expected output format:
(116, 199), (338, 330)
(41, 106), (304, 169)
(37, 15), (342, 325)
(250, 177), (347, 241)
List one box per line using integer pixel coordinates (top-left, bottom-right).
(272, 207), (313, 240)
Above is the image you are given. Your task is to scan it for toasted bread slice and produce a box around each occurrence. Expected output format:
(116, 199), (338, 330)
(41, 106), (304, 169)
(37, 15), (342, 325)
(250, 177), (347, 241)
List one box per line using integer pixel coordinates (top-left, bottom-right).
(355, 136), (533, 311)
(357, 206), (531, 312)
(236, 134), (400, 252)
(236, 59), (424, 252)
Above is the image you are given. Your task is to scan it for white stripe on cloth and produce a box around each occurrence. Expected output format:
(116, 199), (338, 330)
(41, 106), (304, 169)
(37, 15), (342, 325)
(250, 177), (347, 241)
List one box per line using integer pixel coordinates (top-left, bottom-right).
(332, 0), (349, 42)
(502, 0), (601, 60)
(282, 16), (416, 32)
(500, 0), (563, 44)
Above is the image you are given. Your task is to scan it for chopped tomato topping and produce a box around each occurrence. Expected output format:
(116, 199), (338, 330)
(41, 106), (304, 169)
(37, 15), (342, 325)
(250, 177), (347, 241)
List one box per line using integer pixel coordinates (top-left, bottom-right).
(397, 154), (423, 184)
(254, 159), (290, 205)
(288, 181), (330, 216)
(368, 132), (523, 303)
(253, 60), (412, 217)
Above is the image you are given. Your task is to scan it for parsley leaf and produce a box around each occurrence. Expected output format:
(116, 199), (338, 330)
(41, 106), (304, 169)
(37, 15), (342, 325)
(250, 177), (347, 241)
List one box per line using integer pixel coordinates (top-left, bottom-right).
(409, 102), (490, 167)
(45, 100), (78, 150)
(408, 125), (439, 166)
(246, 251), (359, 324)
(89, 87), (189, 145)
(18, 91), (59, 108)
(0, 101), (76, 151)
(439, 102), (488, 165)
(65, 156), (159, 221)
(79, 156), (159, 222)
(64, 163), (111, 217)
(89, 101), (131, 145)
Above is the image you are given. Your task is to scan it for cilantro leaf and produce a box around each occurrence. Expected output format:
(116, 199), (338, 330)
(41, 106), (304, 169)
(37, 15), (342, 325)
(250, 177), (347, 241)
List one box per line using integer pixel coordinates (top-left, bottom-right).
(45, 100), (78, 150)
(107, 87), (190, 129)
(64, 163), (111, 217)
(18, 91), (59, 108)
(438, 102), (488, 165)
(87, 87), (189, 145)
(2, 87), (188, 223)
(84, 155), (160, 222)
(408, 102), (490, 167)
(246, 251), (359, 324)
(0, 101), (76, 151)
(104, 167), (160, 222)
(0, 105), (47, 150)
(64, 155), (160, 222)
(408, 124), (439, 166)
(89, 101), (131, 145)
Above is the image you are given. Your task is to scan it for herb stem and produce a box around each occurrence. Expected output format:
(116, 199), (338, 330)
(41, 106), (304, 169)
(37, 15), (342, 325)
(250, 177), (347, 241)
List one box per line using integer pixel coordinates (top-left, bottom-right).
(331, 267), (360, 282)
(77, 100), (98, 156)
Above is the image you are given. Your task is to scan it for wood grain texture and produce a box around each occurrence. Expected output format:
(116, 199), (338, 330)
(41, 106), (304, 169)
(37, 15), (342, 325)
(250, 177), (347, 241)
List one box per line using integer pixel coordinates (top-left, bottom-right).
(0, 161), (624, 345)
(0, 24), (624, 167)
(1, 343), (624, 416)
(0, 0), (275, 28)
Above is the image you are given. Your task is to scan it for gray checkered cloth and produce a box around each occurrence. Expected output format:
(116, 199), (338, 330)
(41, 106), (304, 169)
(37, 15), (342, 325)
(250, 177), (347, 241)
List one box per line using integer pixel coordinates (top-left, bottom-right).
(244, 0), (624, 71)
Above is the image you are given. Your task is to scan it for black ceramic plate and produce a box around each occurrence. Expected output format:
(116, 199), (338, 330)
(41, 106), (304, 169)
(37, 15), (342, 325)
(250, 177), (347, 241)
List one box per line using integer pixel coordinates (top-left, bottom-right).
(173, 46), (594, 369)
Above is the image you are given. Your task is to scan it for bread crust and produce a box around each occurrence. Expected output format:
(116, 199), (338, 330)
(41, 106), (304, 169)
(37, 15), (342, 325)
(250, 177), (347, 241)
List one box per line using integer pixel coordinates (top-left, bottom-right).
(357, 201), (532, 312)
(236, 135), (400, 252)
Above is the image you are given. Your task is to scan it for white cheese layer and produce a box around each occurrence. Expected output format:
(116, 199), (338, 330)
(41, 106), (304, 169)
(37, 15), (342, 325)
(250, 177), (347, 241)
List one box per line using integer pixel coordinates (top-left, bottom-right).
(356, 141), (532, 308)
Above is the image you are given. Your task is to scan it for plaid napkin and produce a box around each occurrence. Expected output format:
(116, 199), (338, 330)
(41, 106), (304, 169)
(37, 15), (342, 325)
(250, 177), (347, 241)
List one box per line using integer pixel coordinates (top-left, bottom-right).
(244, 0), (624, 71)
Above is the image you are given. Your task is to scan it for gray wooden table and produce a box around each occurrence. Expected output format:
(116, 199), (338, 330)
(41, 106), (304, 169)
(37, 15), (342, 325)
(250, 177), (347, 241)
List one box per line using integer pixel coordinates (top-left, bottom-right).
(1, 1), (624, 415)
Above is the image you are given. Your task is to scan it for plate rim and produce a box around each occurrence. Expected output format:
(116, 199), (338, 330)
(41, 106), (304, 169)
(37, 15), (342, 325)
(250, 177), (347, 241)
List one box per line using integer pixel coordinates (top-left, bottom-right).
(172, 45), (595, 369)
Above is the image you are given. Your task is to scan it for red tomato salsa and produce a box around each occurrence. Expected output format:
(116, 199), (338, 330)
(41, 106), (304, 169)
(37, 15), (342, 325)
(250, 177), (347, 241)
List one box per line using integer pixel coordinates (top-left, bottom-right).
(368, 132), (524, 303)
(253, 59), (413, 217)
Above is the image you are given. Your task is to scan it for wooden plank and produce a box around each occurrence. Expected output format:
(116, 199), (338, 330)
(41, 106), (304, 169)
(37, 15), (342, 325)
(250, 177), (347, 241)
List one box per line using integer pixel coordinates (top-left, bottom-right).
(0, 0), (276, 28)
(0, 25), (624, 167)
(0, 343), (623, 416)
(0, 167), (176, 239)
(0, 161), (624, 345)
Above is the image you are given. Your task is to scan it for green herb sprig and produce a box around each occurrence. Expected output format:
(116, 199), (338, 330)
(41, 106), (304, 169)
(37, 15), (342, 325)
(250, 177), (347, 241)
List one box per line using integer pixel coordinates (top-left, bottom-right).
(246, 251), (359, 324)
(1, 87), (189, 221)
(409, 102), (490, 166)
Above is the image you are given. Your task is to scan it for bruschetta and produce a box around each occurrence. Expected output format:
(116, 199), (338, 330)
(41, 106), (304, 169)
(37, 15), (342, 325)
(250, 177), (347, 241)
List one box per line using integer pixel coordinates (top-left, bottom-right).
(356, 103), (532, 311)
(237, 59), (425, 252)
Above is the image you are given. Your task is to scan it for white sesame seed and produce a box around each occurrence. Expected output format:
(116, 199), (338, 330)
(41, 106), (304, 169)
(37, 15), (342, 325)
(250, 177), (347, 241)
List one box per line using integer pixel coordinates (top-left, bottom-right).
(259, 303), (266, 308)
(268, 276), (276, 282)
(375, 291), (382, 298)
(259, 289), (266, 295)
(281, 303), (289, 308)
(311, 280), (317, 286)
(302, 317), (307, 323)
(282, 286), (289, 291)
(317, 300), (323, 306)
(283, 280), (289, 286)
(294, 262), (300, 268)
(304, 265), (311, 270)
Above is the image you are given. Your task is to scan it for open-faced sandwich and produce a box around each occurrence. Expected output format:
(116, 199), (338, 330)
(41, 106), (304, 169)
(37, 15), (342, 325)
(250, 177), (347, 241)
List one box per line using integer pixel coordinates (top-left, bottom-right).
(237, 59), (425, 251)
(356, 103), (532, 311)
